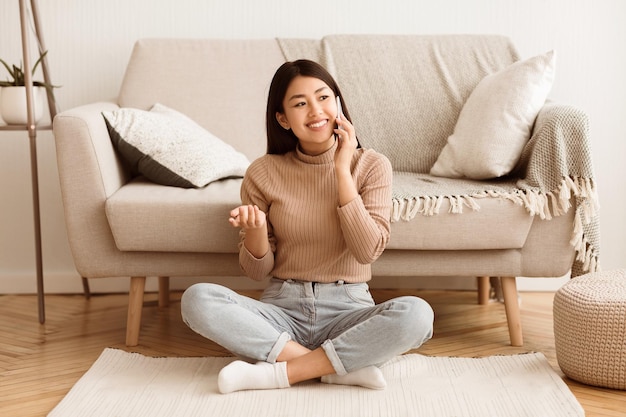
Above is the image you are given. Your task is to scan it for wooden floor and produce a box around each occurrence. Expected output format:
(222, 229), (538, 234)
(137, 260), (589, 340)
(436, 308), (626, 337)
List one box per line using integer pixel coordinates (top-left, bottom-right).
(1, 288), (623, 416)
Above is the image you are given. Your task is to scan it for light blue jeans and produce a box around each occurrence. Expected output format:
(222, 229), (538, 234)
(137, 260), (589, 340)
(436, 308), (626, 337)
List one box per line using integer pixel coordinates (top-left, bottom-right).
(181, 278), (434, 375)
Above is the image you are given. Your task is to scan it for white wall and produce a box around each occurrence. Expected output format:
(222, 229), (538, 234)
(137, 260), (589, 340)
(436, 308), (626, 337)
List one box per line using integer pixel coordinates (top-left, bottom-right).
(1, 0), (624, 294)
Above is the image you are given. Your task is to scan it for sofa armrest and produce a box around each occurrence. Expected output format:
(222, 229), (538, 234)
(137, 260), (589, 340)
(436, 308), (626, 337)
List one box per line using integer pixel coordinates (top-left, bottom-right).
(53, 102), (127, 198)
(514, 102), (593, 190)
(513, 102), (599, 276)
(53, 102), (129, 276)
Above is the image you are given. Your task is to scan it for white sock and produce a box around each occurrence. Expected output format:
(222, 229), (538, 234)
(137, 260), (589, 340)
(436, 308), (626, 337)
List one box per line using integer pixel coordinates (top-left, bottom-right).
(321, 366), (387, 390)
(217, 360), (290, 394)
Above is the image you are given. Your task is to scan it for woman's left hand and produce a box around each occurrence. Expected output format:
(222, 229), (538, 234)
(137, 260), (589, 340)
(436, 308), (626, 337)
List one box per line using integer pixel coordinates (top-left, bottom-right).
(334, 114), (357, 171)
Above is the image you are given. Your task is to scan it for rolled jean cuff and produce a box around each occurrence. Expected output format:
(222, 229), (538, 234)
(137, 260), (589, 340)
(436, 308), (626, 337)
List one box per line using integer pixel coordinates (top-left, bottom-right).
(267, 332), (291, 363)
(321, 339), (347, 375)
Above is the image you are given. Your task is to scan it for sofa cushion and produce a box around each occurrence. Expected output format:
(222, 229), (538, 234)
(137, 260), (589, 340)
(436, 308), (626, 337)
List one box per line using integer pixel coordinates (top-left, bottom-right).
(430, 50), (556, 179)
(387, 196), (534, 250)
(280, 35), (521, 174)
(105, 177), (242, 253)
(118, 39), (286, 163)
(103, 103), (250, 188)
(105, 177), (535, 254)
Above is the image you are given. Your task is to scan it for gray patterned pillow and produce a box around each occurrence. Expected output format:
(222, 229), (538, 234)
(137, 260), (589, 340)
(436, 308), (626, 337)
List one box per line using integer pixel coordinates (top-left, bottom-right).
(103, 103), (249, 188)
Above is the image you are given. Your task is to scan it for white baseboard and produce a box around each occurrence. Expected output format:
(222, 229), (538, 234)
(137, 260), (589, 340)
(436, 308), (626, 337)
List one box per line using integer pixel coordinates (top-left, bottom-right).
(1, 271), (569, 294)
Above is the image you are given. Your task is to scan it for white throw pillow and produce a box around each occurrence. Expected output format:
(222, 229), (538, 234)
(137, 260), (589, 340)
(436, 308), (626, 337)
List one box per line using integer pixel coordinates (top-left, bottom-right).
(430, 50), (556, 179)
(103, 103), (250, 188)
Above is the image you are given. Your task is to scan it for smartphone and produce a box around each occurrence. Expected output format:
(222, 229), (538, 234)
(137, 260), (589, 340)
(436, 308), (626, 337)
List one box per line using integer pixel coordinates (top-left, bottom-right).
(336, 96), (343, 141)
(336, 96), (343, 123)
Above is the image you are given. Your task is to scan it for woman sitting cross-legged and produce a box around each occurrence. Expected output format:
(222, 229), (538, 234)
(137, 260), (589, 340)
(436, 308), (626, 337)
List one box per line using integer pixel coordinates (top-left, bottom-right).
(181, 59), (434, 394)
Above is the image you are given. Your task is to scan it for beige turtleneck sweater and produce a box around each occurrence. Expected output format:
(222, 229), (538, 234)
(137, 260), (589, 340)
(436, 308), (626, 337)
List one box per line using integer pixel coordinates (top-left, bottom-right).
(238, 140), (392, 283)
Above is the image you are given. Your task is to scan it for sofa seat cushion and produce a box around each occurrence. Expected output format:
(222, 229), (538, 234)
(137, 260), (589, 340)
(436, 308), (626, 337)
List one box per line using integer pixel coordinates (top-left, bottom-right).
(388, 173), (535, 250)
(388, 197), (534, 250)
(105, 177), (241, 253)
(107, 175), (535, 254)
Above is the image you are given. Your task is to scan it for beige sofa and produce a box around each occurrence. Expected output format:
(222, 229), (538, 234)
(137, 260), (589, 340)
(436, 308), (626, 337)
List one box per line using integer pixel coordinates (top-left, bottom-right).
(53, 35), (599, 347)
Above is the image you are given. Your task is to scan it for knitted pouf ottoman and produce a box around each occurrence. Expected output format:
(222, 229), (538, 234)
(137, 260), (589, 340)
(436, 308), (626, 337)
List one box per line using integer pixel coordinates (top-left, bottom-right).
(553, 269), (626, 390)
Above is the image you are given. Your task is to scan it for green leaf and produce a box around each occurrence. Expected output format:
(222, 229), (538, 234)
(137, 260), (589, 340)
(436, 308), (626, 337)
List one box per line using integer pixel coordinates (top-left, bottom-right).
(0, 51), (58, 89)
(31, 50), (48, 76)
(0, 58), (18, 84)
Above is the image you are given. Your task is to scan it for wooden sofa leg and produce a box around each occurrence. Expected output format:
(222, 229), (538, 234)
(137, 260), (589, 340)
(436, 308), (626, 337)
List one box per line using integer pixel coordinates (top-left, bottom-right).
(81, 277), (91, 300)
(501, 276), (523, 347)
(477, 276), (490, 305)
(158, 276), (170, 308)
(126, 276), (146, 347)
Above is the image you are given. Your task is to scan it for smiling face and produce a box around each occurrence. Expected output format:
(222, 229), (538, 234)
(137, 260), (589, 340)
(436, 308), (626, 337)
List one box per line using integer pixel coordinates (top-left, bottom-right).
(276, 75), (339, 155)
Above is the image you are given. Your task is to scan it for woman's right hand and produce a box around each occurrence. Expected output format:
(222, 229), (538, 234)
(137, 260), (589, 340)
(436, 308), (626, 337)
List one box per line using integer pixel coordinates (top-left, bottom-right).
(229, 205), (266, 230)
(229, 205), (270, 259)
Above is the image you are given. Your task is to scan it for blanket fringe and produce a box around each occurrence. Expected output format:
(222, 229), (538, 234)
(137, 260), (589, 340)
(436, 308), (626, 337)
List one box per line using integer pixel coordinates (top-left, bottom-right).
(391, 176), (600, 274)
(392, 176), (598, 222)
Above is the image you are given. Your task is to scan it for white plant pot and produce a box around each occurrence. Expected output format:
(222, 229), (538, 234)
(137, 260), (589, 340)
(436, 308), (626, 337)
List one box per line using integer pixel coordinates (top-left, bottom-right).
(0, 86), (46, 125)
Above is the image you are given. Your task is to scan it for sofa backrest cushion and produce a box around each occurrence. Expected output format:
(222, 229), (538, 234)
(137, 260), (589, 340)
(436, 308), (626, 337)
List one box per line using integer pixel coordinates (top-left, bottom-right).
(118, 39), (285, 162)
(118, 36), (520, 174)
(279, 35), (520, 173)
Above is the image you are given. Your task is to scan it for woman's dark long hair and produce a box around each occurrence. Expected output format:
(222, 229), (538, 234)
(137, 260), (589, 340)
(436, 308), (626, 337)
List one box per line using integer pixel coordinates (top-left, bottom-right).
(265, 59), (360, 155)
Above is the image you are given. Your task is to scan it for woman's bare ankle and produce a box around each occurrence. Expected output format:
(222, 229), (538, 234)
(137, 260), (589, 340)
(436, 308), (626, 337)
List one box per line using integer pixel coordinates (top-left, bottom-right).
(286, 348), (335, 385)
(276, 340), (311, 362)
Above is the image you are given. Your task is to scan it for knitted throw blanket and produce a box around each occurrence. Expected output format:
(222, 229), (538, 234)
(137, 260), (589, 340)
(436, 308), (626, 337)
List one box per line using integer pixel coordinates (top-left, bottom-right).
(277, 35), (600, 277)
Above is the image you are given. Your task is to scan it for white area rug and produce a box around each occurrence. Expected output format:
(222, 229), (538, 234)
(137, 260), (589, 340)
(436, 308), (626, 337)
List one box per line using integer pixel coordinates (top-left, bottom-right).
(48, 348), (583, 417)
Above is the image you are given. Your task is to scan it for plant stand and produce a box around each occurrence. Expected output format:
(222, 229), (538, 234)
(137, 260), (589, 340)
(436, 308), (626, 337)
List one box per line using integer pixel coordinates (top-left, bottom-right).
(0, 0), (56, 324)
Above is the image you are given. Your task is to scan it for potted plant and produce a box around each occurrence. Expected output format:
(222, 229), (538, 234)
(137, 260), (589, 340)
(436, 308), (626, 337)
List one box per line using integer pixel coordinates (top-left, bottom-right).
(0, 51), (57, 125)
